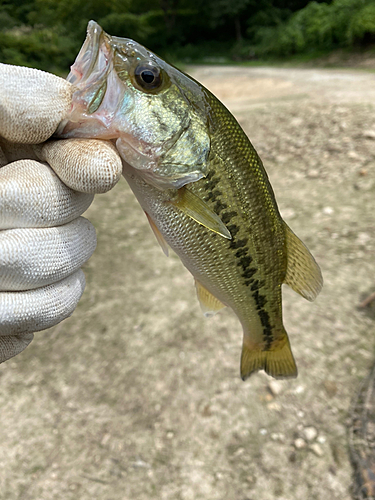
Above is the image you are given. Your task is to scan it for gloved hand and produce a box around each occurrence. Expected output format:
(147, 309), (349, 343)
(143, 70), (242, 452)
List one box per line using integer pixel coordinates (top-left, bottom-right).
(0, 63), (122, 363)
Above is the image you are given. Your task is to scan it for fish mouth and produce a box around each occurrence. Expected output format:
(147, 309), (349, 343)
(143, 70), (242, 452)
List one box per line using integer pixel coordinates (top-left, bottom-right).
(56, 21), (119, 137)
(67, 20), (106, 86)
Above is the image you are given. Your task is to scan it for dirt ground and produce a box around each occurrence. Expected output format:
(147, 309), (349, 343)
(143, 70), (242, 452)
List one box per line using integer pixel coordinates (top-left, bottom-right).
(1, 65), (375, 500)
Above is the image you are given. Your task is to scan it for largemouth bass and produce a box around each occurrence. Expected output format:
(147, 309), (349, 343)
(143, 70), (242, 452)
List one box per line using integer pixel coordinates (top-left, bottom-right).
(57, 21), (323, 379)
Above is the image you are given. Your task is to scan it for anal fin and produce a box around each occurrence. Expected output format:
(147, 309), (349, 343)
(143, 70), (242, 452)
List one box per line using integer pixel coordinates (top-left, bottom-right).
(195, 279), (226, 317)
(145, 212), (169, 257)
(283, 222), (323, 301)
(169, 187), (232, 240)
(241, 334), (297, 380)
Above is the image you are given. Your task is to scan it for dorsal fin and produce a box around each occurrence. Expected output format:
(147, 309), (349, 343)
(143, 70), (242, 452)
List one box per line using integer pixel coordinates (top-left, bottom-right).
(145, 212), (169, 257)
(195, 279), (226, 317)
(283, 222), (323, 301)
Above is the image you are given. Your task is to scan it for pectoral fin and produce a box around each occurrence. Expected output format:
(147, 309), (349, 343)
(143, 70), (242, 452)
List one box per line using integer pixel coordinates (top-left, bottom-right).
(195, 279), (226, 317)
(169, 187), (232, 239)
(283, 222), (323, 301)
(145, 212), (169, 257)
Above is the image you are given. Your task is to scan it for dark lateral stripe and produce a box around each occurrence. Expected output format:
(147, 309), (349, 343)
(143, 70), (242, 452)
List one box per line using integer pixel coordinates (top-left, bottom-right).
(255, 302), (273, 350)
(214, 200), (228, 213)
(205, 178), (220, 191)
(238, 256), (252, 270)
(235, 248), (247, 258)
(222, 211), (237, 224)
(242, 267), (257, 279)
(253, 290), (267, 309)
(250, 279), (266, 291)
(227, 224), (240, 237)
(251, 280), (259, 291)
(207, 189), (222, 202)
(229, 238), (247, 249)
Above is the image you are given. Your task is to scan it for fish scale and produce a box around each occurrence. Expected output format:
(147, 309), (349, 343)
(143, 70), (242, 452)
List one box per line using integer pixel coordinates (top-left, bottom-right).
(57, 21), (323, 379)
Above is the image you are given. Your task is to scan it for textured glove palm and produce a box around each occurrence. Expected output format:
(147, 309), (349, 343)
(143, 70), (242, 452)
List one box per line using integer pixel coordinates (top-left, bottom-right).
(0, 64), (122, 363)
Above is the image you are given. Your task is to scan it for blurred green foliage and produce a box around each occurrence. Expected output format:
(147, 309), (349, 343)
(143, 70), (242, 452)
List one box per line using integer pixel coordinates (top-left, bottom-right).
(0, 0), (374, 72)
(251, 0), (375, 57)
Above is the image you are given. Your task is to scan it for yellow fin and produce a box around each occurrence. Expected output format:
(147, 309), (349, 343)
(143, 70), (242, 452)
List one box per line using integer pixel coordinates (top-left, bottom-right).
(169, 187), (232, 240)
(240, 335), (297, 380)
(195, 279), (226, 317)
(283, 222), (323, 301)
(145, 212), (169, 257)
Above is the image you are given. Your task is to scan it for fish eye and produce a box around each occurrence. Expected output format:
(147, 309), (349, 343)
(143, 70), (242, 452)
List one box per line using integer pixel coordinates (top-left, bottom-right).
(134, 63), (162, 91)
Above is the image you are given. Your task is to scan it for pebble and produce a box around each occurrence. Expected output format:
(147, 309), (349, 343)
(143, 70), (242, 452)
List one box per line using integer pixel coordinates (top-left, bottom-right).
(323, 206), (334, 215)
(310, 443), (324, 457)
(280, 207), (296, 220)
(307, 169), (319, 178)
(268, 380), (284, 396)
(294, 438), (306, 449)
(267, 402), (282, 411)
(291, 117), (303, 127)
(323, 380), (338, 397)
(271, 432), (285, 442)
(100, 433), (111, 446)
(363, 130), (375, 139)
(133, 458), (151, 468)
(303, 426), (318, 442)
(356, 232), (371, 246)
(348, 150), (360, 159)
(276, 155), (287, 163)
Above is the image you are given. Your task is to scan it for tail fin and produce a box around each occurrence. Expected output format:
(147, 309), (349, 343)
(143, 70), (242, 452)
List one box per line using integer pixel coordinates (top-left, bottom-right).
(240, 334), (297, 380)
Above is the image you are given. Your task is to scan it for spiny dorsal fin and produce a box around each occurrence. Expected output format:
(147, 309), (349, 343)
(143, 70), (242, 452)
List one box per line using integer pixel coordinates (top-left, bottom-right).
(169, 187), (232, 240)
(145, 212), (169, 257)
(195, 279), (226, 317)
(283, 222), (323, 301)
(241, 333), (297, 380)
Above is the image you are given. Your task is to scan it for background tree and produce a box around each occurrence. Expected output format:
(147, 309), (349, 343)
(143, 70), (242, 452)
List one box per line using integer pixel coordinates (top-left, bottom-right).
(0, 0), (373, 73)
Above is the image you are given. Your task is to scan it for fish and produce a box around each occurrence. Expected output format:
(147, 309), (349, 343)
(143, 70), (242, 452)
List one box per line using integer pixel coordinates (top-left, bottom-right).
(57, 21), (323, 380)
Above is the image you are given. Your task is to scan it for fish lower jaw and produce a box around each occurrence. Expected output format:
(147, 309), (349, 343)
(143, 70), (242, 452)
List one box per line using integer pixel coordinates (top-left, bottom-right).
(56, 109), (121, 139)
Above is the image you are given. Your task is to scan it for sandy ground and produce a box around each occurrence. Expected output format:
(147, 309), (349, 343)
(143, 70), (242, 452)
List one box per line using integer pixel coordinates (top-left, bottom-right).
(1, 65), (375, 500)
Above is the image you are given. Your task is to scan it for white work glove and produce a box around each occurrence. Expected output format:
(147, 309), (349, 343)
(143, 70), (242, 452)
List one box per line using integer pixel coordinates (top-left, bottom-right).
(0, 64), (122, 363)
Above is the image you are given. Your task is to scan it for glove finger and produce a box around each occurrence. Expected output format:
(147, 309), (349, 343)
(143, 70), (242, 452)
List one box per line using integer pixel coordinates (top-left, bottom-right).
(0, 160), (94, 229)
(0, 137), (38, 164)
(0, 145), (7, 167)
(0, 64), (72, 144)
(0, 333), (34, 363)
(0, 217), (96, 291)
(0, 270), (85, 335)
(36, 139), (122, 193)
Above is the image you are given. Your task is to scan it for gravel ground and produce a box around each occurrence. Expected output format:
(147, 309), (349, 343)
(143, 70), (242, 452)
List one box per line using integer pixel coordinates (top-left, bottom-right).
(1, 65), (375, 500)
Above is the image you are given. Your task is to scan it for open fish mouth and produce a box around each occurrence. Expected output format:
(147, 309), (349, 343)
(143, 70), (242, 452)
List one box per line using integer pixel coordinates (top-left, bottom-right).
(68, 20), (107, 86)
(56, 21), (122, 138)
